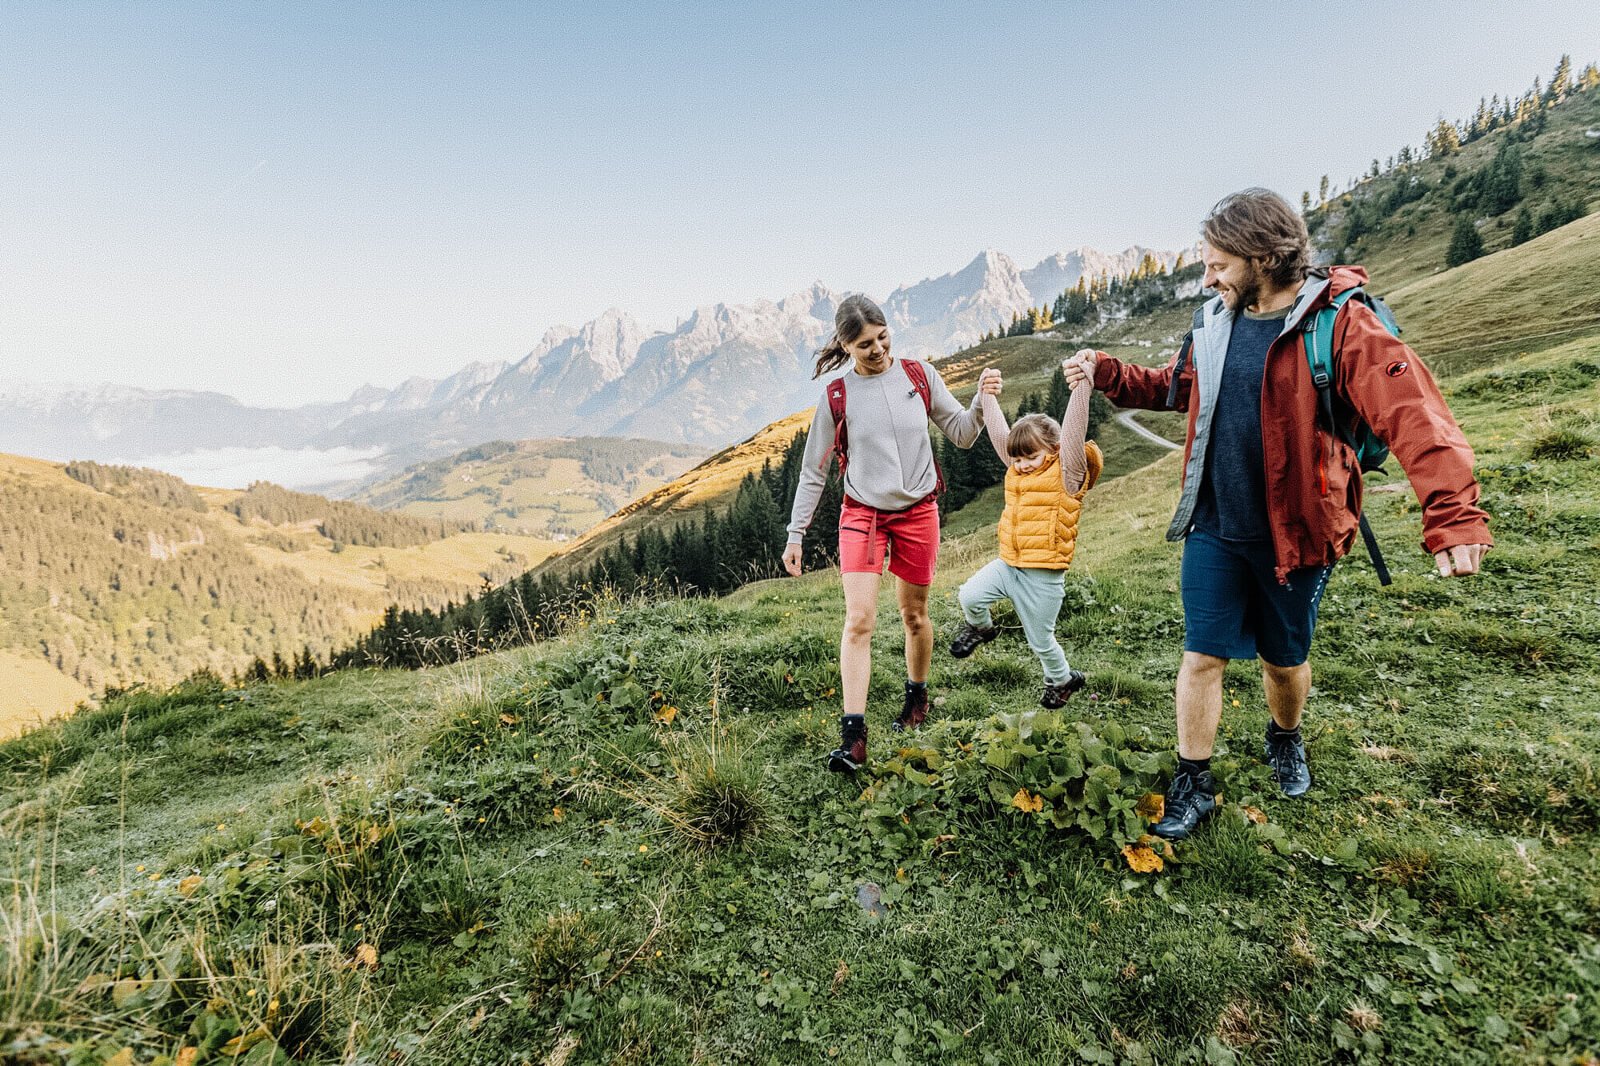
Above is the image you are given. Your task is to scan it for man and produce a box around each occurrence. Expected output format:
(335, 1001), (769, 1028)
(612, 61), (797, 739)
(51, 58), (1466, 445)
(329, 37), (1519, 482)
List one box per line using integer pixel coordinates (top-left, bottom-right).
(1064, 188), (1490, 840)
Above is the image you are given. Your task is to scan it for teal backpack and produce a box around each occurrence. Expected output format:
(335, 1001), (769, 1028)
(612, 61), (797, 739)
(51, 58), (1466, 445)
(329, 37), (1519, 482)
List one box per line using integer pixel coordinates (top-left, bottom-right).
(1301, 286), (1400, 584)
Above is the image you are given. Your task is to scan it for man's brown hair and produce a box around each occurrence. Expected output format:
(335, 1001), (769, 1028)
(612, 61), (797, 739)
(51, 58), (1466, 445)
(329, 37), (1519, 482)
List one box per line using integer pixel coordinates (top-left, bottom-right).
(1202, 188), (1311, 288)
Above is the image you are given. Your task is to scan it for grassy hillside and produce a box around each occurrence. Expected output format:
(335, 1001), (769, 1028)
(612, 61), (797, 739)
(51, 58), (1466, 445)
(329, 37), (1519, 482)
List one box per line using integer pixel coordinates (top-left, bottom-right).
(0, 456), (557, 736)
(5, 200), (1599, 1063)
(351, 437), (707, 540)
(1311, 77), (1600, 291)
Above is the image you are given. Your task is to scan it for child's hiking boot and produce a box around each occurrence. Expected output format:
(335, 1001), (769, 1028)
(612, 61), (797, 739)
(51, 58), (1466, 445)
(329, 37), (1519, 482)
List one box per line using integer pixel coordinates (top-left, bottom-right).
(1264, 722), (1312, 797)
(827, 715), (868, 774)
(1040, 670), (1087, 709)
(891, 681), (929, 733)
(1151, 762), (1218, 841)
(949, 621), (997, 659)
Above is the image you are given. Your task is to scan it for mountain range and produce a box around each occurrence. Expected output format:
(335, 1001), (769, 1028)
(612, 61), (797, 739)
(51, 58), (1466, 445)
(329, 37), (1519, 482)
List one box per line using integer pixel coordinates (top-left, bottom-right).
(1, 244), (1189, 486)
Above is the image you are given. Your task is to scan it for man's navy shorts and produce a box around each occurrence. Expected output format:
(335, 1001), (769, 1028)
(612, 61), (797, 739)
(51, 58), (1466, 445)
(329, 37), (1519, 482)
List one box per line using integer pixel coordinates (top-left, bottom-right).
(1180, 529), (1333, 667)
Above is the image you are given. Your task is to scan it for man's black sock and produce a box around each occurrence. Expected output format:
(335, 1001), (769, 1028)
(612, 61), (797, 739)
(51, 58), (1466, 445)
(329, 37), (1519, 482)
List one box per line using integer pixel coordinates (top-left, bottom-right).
(1178, 755), (1211, 776)
(1267, 720), (1302, 740)
(905, 679), (927, 693)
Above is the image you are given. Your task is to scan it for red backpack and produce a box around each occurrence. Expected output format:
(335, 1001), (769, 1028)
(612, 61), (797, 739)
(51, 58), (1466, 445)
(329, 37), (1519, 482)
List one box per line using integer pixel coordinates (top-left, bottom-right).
(822, 358), (945, 497)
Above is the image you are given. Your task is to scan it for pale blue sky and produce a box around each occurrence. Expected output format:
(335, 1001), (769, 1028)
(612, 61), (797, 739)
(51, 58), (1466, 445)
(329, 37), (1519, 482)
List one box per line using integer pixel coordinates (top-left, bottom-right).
(3, 1), (1597, 405)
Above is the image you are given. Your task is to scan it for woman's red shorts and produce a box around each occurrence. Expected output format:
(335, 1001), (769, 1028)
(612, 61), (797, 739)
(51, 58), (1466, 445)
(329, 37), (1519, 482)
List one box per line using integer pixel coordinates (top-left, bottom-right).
(837, 495), (940, 586)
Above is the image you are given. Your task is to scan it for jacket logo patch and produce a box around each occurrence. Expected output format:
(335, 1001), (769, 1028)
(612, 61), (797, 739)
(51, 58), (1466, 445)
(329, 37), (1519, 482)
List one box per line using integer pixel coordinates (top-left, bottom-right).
(1386, 361), (1409, 378)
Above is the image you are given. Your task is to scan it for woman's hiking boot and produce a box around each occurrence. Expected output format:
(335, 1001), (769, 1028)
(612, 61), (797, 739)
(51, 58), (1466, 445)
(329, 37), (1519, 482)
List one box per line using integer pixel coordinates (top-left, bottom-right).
(891, 681), (929, 732)
(827, 715), (868, 774)
(949, 621), (997, 659)
(1040, 670), (1087, 708)
(1264, 722), (1312, 797)
(1151, 762), (1218, 841)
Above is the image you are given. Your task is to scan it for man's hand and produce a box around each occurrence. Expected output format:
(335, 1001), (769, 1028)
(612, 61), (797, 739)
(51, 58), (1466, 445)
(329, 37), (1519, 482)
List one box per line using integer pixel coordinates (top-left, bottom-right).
(978, 367), (1003, 396)
(1434, 543), (1488, 578)
(1063, 350), (1099, 389)
(782, 542), (803, 577)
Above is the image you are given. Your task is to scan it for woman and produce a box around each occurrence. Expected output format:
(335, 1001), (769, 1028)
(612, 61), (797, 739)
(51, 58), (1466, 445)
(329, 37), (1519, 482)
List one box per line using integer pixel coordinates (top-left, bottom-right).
(783, 294), (992, 773)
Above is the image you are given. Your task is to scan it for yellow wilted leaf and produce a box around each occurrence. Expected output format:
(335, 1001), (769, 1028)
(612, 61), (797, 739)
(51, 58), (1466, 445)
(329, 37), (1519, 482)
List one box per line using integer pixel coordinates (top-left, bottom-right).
(220, 1027), (271, 1057)
(1011, 788), (1043, 814)
(655, 705), (679, 724)
(499, 713), (518, 726)
(111, 977), (147, 1008)
(175, 1047), (199, 1066)
(1242, 805), (1268, 825)
(1121, 844), (1165, 874)
(551, 807), (565, 823)
(105, 1049), (134, 1066)
(299, 816), (328, 837)
(365, 824), (384, 845)
(177, 875), (203, 897)
(354, 943), (379, 970)
(1136, 792), (1165, 822)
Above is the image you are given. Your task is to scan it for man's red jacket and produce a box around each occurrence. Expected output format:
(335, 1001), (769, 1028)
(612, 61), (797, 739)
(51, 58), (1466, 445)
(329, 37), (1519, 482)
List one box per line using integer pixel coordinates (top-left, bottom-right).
(1092, 266), (1491, 582)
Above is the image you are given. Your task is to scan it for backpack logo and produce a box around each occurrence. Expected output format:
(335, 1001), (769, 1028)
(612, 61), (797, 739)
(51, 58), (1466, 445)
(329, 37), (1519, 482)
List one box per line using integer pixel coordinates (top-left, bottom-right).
(1386, 361), (1409, 377)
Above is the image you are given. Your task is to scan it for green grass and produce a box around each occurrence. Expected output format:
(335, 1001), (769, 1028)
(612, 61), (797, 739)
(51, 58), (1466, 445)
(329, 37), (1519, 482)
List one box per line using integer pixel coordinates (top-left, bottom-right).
(5, 319), (1599, 1064)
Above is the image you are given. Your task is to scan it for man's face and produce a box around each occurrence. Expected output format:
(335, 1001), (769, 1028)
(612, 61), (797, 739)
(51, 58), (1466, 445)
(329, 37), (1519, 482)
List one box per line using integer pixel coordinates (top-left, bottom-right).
(1202, 245), (1264, 312)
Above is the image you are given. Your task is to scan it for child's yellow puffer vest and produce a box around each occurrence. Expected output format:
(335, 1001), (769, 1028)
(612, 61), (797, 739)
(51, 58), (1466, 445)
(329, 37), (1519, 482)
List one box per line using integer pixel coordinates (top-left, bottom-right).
(998, 442), (1104, 569)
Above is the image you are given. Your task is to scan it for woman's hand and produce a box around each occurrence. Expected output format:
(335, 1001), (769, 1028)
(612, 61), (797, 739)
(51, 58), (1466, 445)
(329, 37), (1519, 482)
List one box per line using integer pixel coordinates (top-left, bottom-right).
(978, 367), (1003, 396)
(1063, 350), (1099, 389)
(782, 542), (803, 577)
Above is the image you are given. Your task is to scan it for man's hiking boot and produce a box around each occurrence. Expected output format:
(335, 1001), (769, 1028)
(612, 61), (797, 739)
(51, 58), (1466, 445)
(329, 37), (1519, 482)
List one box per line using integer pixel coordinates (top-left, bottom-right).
(1151, 763), (1219, 841)
(1264, 723), (1312, 798)
(949, 621), (997, 659)
(891, 682), (929, 733)
(1040, 670), (1087, 709)
(827, 716), (867, 774)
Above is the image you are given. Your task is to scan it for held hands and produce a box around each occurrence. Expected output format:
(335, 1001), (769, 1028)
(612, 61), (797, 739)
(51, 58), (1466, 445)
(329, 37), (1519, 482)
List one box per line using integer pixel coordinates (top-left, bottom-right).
(978, 367), (1003, 396)
(1434, 543), (1488, 578)
(782, 542), (803, 577)
(1063, 350), (1099, 389)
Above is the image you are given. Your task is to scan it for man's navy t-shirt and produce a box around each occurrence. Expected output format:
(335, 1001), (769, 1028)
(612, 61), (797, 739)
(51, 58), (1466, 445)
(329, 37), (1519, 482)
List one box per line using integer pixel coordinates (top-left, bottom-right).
(1191, 305), (1290, 541)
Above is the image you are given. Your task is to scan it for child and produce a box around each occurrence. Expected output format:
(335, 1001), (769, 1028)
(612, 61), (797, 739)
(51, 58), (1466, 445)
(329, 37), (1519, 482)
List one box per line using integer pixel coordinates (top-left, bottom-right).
(950, 356), (1102, 707)
(783, 294), (990, 773)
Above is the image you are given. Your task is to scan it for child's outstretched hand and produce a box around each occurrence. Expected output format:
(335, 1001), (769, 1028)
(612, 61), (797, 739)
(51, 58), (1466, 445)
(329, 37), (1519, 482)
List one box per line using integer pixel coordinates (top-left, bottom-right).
(1063, 350), (1099, 389)
(978, 367), (1003, 396)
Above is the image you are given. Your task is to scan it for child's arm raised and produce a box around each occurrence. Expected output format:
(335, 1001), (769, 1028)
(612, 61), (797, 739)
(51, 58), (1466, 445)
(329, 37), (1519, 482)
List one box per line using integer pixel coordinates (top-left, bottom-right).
(1059, 356), (1094, 494)
(976, 368), (1011, 468)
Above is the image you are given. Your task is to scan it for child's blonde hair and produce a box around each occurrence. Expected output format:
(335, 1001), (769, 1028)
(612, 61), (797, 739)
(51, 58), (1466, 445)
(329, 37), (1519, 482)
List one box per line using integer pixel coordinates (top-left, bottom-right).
(1007, 413), (1061, 458)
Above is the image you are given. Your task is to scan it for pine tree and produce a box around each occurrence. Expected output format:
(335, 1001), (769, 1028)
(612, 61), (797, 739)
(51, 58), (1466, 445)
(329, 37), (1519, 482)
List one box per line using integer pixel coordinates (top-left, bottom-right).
(1318, 175), (1330, 205)
(1446, 214), (1484, 267)
(1301, 190), (1312, 214)
(1045, 366), (1070, 419)
(1426, 118), (1461, 157)
(1511, 206), (1534, 246)
(1581, 63), (1600, 92)
(1547, 55), (1573, 105)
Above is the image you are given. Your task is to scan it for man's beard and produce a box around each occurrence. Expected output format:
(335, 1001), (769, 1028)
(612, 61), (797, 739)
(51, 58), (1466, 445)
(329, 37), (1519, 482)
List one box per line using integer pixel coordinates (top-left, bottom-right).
(1225, 265), (1264, 312)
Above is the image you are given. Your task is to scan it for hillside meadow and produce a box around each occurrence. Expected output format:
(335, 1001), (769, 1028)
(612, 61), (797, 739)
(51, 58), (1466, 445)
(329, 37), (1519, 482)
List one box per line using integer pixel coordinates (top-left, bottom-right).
(0, 457), (558, 738)
(4, 212), (1599, 1064)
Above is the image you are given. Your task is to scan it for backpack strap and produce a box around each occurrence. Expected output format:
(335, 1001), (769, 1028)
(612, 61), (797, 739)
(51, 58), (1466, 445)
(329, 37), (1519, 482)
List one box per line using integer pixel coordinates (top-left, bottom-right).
(899, 359), (945, 497)
(825, 377), (849, 477)
(1164, 305), (1205, 410)
(1303, 287), (1392, 586)
(900, 358), (933, 415)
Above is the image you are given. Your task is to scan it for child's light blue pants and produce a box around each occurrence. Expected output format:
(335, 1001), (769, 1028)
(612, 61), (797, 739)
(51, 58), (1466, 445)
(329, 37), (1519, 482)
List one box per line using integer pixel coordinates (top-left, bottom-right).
(958, 559), (1072, 682)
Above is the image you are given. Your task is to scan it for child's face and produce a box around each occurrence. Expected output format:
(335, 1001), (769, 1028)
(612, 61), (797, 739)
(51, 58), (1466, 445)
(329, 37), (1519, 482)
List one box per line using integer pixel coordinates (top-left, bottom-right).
(848, 325), (891, 375)
(1012, 449), (1052, 474)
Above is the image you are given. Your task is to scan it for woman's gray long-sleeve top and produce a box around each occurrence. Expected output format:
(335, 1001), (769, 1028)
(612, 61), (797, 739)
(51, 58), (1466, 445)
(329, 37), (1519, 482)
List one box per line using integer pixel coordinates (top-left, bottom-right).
(786, 358), (984, 544)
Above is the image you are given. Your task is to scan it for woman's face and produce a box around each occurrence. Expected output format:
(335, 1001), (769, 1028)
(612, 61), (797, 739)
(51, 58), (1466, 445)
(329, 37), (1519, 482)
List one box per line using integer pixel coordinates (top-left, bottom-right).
(847, 323), (891, 375)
